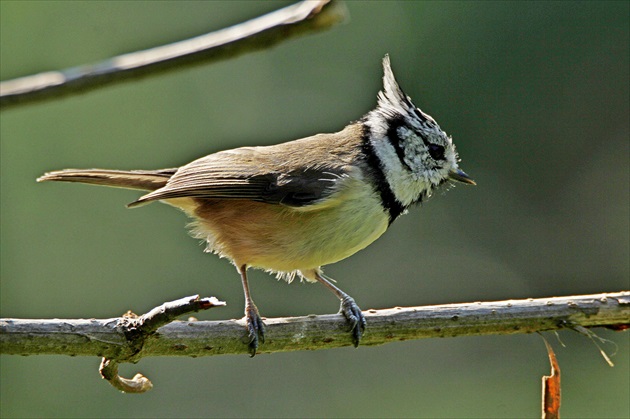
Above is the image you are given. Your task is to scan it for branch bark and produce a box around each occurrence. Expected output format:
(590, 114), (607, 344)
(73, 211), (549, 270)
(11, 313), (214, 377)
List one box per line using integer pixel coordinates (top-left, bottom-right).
(2, 292), (628, 358)
(0, 0), (347, 110)
(2, 291), (628, 393)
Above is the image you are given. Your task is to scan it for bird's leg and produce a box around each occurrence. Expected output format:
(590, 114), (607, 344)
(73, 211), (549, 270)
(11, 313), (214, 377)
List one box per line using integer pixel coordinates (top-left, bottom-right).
(313, 271), (366, 347)
(238, 265), (265, 356)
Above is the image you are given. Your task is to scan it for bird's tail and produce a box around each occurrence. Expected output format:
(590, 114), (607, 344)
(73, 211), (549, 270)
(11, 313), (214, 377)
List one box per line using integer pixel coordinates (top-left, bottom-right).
(37, 168), (177, 191)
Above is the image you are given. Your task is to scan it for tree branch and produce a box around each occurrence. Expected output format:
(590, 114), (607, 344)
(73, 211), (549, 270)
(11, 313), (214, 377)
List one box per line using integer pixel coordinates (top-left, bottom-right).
(2, 291), (628, 392)
(0, 0), (347, 110)
(2, 291), (628, 357)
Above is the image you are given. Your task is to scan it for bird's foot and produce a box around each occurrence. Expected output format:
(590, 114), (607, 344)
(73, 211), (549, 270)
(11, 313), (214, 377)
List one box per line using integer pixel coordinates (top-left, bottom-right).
(244, 303), (265, 357)
(340, 295), (366, 347)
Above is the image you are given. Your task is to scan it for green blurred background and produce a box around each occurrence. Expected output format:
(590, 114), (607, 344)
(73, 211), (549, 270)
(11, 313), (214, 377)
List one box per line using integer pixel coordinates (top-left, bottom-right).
(1, 1), (628, 418)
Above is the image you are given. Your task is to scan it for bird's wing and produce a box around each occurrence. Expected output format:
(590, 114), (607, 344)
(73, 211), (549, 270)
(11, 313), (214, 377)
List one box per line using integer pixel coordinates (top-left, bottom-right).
(129, 136), (357, 208)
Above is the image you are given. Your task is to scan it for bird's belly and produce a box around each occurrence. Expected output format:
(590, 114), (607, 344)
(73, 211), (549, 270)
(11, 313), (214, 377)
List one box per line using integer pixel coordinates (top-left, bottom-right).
(188, 187), (389, 274)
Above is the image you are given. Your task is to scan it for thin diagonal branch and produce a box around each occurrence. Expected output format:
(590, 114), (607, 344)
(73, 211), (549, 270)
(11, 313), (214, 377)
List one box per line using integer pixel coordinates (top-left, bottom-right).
(0, 0), (347, 110)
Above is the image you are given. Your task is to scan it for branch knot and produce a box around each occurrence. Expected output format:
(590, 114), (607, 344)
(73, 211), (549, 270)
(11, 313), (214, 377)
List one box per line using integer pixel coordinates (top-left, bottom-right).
(100, 295), (225, 393)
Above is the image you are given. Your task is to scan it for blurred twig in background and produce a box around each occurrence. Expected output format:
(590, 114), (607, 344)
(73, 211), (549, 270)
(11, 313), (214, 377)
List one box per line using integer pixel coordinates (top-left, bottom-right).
(0, 0), (347, 110)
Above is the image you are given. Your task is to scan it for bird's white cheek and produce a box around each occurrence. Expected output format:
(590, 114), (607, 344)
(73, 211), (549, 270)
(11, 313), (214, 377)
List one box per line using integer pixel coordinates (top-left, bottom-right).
(371, 137), (429, 206)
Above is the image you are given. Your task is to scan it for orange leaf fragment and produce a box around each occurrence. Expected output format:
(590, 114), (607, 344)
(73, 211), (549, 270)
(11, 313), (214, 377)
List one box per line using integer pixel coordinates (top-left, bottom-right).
(542, 338), (561, 419)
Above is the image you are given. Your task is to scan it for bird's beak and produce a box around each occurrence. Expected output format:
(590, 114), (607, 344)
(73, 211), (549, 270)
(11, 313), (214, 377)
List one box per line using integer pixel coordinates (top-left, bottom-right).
(449, 169), (476, 185)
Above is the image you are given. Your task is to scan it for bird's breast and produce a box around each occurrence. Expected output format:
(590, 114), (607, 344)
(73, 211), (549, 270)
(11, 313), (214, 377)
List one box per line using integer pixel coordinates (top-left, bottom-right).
(186, 177), (389, 274)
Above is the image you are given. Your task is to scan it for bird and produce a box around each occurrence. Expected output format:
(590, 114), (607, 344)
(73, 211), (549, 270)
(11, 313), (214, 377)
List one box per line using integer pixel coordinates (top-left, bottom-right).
(37, 55), (475, 355)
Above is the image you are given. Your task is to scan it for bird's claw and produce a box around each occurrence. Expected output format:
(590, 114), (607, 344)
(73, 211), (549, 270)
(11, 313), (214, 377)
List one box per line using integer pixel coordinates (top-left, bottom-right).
(340, 295), (366, 347)
(244, 304), (265, 357)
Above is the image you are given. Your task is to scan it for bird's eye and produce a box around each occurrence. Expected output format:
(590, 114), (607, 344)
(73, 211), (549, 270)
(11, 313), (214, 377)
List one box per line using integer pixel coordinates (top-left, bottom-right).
(428, 144), (445, 161)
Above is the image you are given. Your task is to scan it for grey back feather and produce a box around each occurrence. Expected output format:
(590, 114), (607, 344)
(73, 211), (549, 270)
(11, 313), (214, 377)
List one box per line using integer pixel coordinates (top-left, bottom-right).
(130, 124), (365, 208)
